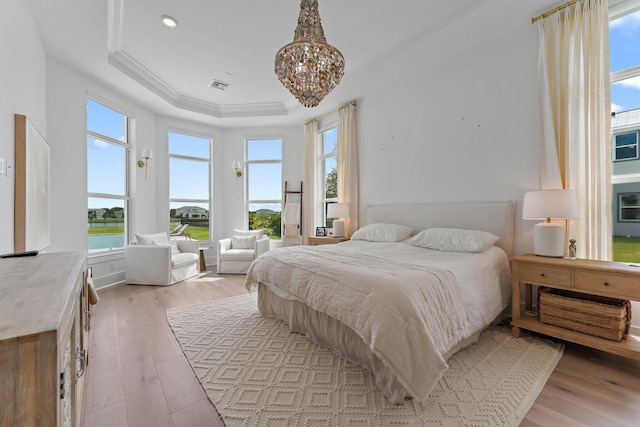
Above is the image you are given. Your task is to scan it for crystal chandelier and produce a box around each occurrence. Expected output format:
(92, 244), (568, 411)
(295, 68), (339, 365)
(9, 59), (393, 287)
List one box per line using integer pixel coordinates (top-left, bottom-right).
(275, 0), (345, 108)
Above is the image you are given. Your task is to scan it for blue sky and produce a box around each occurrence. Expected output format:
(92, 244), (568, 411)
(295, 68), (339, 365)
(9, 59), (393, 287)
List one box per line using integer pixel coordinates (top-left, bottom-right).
(610, 8), (640, 113)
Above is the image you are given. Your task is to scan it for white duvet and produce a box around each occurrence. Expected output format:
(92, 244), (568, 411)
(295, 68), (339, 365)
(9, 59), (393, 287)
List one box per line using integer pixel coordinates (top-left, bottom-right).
(246, 240), (511, 402)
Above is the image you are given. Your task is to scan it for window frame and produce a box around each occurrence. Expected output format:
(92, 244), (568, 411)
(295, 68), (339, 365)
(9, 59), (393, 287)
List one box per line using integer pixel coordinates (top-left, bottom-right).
(319, 125), (338, 228)
(86, 96), (131, 256)
(245, 137), (283, 239)
(168, 129), (213, 242)
(613, 131), (639, 161)
(619, 192), (640, 222)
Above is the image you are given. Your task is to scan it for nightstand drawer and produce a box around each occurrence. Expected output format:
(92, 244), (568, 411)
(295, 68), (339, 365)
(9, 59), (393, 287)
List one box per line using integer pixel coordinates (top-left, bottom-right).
(574, 271), (640, 298)
(518, 264), (571, 287)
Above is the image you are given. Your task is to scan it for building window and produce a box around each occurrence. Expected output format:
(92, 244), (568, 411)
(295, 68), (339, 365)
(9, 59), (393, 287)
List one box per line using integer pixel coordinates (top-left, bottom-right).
(320, 127), (338, 227)
(246, 138), (282, 239)
(613, 131), (639, 161)
(619, 193), (640, 222)
(169, 131), (211, 241)
(87, 98), (130, 253)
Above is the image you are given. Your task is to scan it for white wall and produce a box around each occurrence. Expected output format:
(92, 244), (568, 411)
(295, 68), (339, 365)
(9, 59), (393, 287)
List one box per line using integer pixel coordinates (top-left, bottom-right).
(47, 58), (158, 286)
(0, 1), (47, 255)
(355, 0), (540, 256)
(221, 126), (305, 237)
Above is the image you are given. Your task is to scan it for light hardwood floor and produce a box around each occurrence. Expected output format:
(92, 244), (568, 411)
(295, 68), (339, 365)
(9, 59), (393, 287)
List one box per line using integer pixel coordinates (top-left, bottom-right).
(82, 271), (640, 427)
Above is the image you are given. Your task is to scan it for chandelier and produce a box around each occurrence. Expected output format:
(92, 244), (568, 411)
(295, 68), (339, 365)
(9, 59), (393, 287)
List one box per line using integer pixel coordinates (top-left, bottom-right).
(275, 0), (345, 108)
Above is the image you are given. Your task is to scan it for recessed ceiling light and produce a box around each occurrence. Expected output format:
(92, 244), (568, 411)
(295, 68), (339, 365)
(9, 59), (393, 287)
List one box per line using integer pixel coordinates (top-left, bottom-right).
(161, 15), (178, 28)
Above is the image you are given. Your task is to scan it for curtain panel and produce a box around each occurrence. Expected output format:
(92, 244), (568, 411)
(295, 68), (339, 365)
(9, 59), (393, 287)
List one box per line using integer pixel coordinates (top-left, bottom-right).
(537, 0), (611, 260)
(304, 120), (320, 245)
(337, 104), (359, 237)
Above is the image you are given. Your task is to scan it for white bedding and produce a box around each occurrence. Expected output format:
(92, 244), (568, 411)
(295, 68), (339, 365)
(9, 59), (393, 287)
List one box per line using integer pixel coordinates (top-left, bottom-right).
(246, 239), (511, 403)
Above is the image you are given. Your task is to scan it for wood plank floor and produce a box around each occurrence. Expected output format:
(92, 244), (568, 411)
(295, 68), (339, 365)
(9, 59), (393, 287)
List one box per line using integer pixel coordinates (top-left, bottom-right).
(82, 271), (640, 427)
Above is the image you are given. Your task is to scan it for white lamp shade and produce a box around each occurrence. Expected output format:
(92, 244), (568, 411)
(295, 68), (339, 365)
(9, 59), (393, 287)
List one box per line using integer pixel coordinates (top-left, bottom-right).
(523, 189), (578, 257)
(140, 148), (153, 159)
(522, 189), (578, 220)
(327, 203), (348, 219)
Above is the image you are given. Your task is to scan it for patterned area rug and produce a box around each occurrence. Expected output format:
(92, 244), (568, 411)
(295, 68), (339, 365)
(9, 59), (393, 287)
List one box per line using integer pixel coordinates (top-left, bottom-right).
(167, 294), (563, 427)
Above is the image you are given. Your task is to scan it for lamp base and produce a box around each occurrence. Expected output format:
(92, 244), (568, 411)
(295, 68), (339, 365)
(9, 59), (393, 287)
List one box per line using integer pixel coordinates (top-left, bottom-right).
(534, 222), (565, 257)
(332, 220), (345, 237)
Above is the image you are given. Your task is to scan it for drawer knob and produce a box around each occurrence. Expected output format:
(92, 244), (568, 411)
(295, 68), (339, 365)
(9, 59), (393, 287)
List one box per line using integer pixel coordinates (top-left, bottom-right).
(604, 282), (610, 286)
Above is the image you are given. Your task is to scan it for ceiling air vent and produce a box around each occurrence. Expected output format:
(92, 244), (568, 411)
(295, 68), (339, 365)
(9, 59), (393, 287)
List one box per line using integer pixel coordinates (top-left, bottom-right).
(209, 79), (229, 91)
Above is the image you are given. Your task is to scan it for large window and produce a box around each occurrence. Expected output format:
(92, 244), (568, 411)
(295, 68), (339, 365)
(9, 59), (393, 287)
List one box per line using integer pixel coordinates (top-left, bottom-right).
(320, 126), (338, 227)
(169, 132), (212, 241)
(610, 5), (640, 261)
(87, 98), (130, 253)
(246, 138), (282, 239)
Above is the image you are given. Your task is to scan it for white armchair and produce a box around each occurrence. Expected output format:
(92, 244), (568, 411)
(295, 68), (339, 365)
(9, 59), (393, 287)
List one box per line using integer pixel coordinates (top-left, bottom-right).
(217, 229), (270, 274)
(125, 232), (200, 286)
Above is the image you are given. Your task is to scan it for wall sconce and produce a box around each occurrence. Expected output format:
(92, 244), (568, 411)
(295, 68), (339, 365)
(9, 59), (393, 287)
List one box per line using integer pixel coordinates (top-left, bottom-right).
(232, 160), (242, 185)
(138, 148), (153, 179)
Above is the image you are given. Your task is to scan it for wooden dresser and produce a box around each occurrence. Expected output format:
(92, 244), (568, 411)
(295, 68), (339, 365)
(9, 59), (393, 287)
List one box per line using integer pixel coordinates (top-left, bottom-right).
(511, 254), (640, 360)
(0, 252), (89, 427)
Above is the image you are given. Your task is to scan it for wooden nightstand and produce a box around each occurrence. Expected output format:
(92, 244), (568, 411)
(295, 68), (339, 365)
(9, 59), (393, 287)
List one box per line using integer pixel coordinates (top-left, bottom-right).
(308, 236), (349, 246)
(511, 254), (640, 360)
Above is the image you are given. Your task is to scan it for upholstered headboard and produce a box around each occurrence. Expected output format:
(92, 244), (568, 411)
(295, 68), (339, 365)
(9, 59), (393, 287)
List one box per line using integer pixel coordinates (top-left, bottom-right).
(366, 202), (515, 258)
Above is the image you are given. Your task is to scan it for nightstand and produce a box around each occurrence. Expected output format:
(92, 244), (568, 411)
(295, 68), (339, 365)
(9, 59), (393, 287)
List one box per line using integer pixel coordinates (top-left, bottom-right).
(511, 254), (640, 360)
(308, 236), (349, 246)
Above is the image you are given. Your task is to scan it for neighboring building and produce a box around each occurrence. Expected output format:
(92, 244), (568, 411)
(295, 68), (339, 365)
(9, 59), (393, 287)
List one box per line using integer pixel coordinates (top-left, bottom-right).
(176, 206), (209, 218)
(612, 109), (640, 236)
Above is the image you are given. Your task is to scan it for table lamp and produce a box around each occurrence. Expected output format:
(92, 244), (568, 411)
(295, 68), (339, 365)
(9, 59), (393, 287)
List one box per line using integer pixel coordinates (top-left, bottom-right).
(327, 203), (349, 237)
(522, 189), (578, 257)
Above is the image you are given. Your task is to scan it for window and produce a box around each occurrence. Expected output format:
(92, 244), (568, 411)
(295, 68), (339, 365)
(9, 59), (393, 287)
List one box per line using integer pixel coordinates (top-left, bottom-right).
(610, 5), (640, 261)
(169, 132), (212, 241)
(87, 98), (130, 253)
(246, 138), (282, 239)
(619, 193), (640, 222)
(613, 131), (639, 161)
(320, 127), (338, 227)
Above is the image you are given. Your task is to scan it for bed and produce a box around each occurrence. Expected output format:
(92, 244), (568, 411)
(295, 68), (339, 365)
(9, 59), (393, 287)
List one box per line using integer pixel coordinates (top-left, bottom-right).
(245, 202), (514, 404)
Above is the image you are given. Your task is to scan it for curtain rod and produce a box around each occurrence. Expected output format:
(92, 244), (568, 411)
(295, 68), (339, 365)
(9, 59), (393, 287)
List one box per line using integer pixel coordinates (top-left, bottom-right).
(532, 0), (579, 23)
(306, 100), (357, 125)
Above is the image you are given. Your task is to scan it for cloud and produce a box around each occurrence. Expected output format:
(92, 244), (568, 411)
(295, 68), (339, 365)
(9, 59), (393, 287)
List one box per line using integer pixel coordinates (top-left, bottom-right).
(612, 103), (624, 113)
(92, 138), (109, 148)
(610, 10), (640, 30)
(614, 75), (640, 90)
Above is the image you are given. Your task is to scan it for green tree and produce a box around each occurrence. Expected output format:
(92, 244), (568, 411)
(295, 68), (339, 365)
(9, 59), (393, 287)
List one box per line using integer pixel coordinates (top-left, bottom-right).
(250, 213), (273, 236)
(102, 208), (115, 219)
(326, 167), (337, 198)
(170, 208), (177, 218)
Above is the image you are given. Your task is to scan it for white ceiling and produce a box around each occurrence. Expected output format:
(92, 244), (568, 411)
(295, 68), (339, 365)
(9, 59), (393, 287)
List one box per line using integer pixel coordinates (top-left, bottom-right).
(25, 0), (559, 128)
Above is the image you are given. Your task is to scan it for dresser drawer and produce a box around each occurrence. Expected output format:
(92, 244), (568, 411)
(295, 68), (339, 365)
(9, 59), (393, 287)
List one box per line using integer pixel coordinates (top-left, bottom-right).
(574, 271), (640, 298)
(518, 263), (572, 287)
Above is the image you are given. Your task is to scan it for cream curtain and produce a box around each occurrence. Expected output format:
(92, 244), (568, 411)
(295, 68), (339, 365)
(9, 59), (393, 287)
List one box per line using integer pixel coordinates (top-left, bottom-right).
(304, 120), (320, 245)
(537, 0), (611, 260)
(337, 104), (359, 237)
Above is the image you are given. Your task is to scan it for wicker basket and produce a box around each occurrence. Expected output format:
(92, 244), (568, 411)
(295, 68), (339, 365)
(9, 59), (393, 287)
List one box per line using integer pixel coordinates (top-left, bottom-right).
(538, 287), (632, 342)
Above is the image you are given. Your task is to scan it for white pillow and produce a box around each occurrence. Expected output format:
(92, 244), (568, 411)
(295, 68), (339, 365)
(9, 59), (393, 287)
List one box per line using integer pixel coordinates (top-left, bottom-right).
(136, 232), (168, 245)
(231, 235), (257, 249)
(152, 239), (179, 255)
(408, 228), (500, 253)
(233, 229), (264, 239)
(351, 223), (413, 242)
